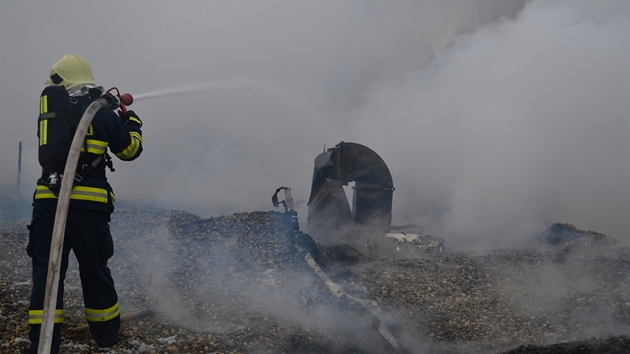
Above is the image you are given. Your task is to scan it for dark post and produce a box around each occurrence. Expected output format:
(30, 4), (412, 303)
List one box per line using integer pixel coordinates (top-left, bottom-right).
(17, 141), (22, 196)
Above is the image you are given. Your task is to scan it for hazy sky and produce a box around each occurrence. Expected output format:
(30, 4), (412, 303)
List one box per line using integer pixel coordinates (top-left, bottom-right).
(1, 0), (628, 250)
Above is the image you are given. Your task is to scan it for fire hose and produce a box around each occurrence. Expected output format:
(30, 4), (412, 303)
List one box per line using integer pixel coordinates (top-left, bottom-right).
(38, 88), (133, 354)
(273, 188), (408, 353)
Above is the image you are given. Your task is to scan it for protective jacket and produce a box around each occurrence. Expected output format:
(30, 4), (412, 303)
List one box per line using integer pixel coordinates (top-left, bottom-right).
(33, 85), (143, 212)
(27, 84), (143, 353)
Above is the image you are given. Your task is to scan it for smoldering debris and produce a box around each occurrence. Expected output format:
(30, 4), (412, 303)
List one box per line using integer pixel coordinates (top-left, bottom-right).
(501, 336), (630, 354)
(0, 209), (629, 354)
(367, 232), (445, 259)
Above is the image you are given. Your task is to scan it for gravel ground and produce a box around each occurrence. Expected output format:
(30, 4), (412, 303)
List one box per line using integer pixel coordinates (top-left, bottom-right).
(1, 206), (629, 354)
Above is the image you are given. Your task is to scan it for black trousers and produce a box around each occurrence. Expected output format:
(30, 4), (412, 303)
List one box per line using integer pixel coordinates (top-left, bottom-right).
(27, 205), (120, 352)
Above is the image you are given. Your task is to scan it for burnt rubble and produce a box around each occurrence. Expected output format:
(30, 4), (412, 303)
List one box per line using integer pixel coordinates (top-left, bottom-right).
(1, 210), (629, 353)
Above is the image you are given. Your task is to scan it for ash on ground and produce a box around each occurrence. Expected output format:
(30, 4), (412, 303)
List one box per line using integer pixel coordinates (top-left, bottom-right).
(1, 208), (629, 354)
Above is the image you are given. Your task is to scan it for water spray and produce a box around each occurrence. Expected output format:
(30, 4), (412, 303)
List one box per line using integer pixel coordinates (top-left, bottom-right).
(132, 80), (320, 127)
(132, 81), (279, 101)
(132, 80), (311, 110)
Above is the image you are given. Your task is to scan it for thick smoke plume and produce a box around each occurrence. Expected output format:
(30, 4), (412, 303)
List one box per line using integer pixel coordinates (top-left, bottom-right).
(1, 1), (628, 251)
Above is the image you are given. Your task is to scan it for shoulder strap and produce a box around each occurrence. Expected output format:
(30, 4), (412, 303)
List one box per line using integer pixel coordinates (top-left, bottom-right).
(38, 111), (74, 123)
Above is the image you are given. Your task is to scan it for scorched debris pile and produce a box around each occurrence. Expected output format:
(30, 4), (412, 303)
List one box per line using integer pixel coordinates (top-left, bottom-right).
(1, 209), (629, 354)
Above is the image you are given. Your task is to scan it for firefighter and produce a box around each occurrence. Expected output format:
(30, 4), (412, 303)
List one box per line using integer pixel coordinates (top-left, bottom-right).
(26, 53), (143, 353)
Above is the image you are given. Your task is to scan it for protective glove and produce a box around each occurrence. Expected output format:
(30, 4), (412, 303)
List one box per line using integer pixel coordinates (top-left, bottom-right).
(118, 110), (143, 128)
(117, 109), (128, 123)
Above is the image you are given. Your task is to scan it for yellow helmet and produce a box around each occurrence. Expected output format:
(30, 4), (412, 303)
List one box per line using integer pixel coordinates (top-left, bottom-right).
(46, 53), (95, 89)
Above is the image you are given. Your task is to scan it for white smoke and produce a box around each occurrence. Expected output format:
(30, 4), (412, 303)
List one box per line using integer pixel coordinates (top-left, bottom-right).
(1, 0), (627, 250)
(352, 0), (629, 250)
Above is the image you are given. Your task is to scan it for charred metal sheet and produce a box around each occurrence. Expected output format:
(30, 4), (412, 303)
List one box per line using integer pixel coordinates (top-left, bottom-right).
(307, 142), (394, 244)
(307, 178), (353, 245)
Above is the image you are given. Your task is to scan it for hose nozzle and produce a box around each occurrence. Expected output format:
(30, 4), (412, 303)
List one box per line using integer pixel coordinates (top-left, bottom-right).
(120, 93), (134, 106)
(106, 87), (134, 114)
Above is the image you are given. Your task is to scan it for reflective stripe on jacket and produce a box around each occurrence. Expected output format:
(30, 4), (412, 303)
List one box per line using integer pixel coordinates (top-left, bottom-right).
(34, 90), (142, 212)
(34, 185), (115, 204)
